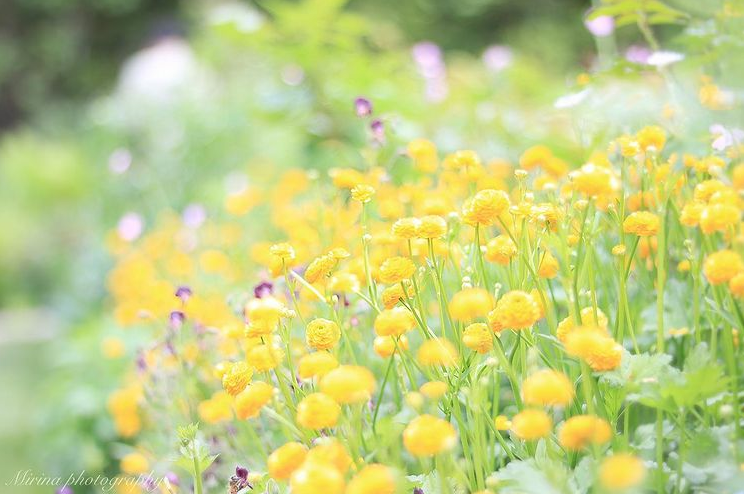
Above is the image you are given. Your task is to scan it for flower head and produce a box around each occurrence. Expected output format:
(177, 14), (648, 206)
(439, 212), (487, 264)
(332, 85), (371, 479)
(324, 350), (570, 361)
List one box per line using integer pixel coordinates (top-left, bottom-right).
(306, 318), (341, 350)
(296, 393), (341, 429)
(704, 250), (743, 285)
(462, 323), (493, 353)
(267, 442), (308, 480)
(379, 256), (416, 284)
(522, 369), (574, 407)
(403, 414), (457, 456)
(558, 415), (612, 450)
(510, 409), (552, 441)
(320, 365), (376, 404)
(449, 287), (493, 321)
(490, 290), (540, 331)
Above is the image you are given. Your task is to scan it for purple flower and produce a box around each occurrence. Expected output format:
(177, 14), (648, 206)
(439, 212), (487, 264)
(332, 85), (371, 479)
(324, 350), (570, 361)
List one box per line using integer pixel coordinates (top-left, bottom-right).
(108, 148), (132, 174)
(175, 286), (192, 303)
(117, 212), (144, 242)
(584, 14), (615, 37)
(165, 472), (180, 486)
(169, 310), (186, 329)
(625, 45), (652, 64)
(354, 97), (373, 117)
(483, 45), (513, 72)
(56, 487), (74, 494)
(182, 204), (206, 229)
(253, 281), (273, 299)
(229, 466), (251, 494)
(413, 488), (425, 494)
(370, 119), (385, 144)
(412, 42), (448, 102)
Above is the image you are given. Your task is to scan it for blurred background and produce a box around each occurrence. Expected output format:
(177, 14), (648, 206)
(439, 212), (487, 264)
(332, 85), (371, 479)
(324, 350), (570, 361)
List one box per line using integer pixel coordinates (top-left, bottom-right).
(0, 0), (739, 492)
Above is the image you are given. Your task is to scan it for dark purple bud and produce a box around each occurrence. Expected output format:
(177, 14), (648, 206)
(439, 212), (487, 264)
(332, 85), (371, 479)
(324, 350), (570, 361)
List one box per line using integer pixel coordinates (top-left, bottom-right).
(175, 286), (192, 303)
(253, 281), (273, 299)
(141, 476), (157, 491)
(354, 97), (373, 117)
(56, 487), (74, 494)
(235, 466), (249, 480)
(413, 488), (425, 494)
(169, 310), (186, 329)
(136, 352), (148, 372)
(371, 119), (385, 143)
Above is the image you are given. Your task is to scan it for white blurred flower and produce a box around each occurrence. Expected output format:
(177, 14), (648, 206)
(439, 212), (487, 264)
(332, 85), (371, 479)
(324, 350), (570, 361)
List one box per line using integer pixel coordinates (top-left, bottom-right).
(710, 124), (744, 151)
(554, 89), (590, 109)
(483, 45), (513, 72)
(118, 213), (144, 242)
(584, 15), (615, 37)
(646, 51), (684, 67)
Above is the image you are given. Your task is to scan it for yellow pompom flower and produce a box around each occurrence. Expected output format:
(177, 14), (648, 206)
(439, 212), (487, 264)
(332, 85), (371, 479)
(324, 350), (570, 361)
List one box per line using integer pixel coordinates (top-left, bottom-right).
(407, 138), (438, 172)
(392, 217), (421, 239)
(305, 254), (337, 283)
(270, 242), (296, 261)
(521, 369), (574, 407)
(289, 460), (345, 494)
(623, 211), (660, 236)
(346, 464), (396, 494)
(245, 296), (284, 336)
(556, 307), (609, 343)
(120, 452), (149, 475)
(419, 380), (449, 399)
(378, 256), (416, 284)
(485, 235), (517, 264)
(374, 307), (416, 336)
(510, 409), (553, 441)
(564, 327), (622, 371)
(636, 125), (666, 152)
(247, 344), (284, 372)
(351, 184), (376, 203)
(462, 323), (493, 353)
(267, 442), (308, 480)
(417, 337), (459, 367)
(373, 334), (409, 357)
(296, 393), (341, 429)
(558, 415), (612, 450)
(328, 272), (360, 293)
(494, 415), (511, 430)
(417, 215), (448, 239)
(519, 145), (552, 171)
(298, 351), (338, 379)
(449, 287), (493, 321)
(700, 203), (740, 234)
(306, 318), (341, 350)
(537, 251), (559, 278)
(704, 250), (743, 285)
(729, 272), (744, 297)
(306, 438), (352, 474)
(222, 361), (253, 396)
(403, 414), (457, 456)
(462, 189), (511, 226)
(381, 282), (414, 309)
(599, 454), (647, 490)
(491, 290), (540, 331)
(234, 381), (274, 419)
(320, 365), (376, 404)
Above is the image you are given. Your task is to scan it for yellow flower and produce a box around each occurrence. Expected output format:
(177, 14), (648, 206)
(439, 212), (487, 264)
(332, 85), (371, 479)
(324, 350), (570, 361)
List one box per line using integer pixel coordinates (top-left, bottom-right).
(403, 414), (457, 456)
(267, 442), (308, 480)
(556, 307), (609, 343)
(623, 211), (660, 236)
(320, 365), (376, 404)
(351, 184), (376, 203)
(678, 259), (691, 272)
(245, 296), (284, 336)
(449, 287), (493, 321)
(329, 167), (366, 189)
(494, 415), (511, 430)
(247, 344), (284, 372)
(564, 327), (622, 371)
(510, 409), (552, 441)
(120, 452), (149, 475)
(392, 217), (421, 239)
(346, 464), (396, 494)
(537, 251), (559, 278)
(485, 235), (517, 264)
(222, 361), (253, 396)
(419, 380), (448, 400)
(305, 254), (337, 283)
(519, 145), (552, 171)
(289, 460), (345, 494)
(378, 256), (416, 284)
(462, 189), (511, 226)
(417, 337), (459, 367)
(490, 290), (540, 331)
(381, 282), (414, 309)
(328, 272), (360, 293)
(522, 369), (574, 407)
(234, 381), (274, 419)
(572, 163), (618, 198)
(306, 438), (352, 473)
(700, 203), (740, 234)
(374, 307), (415, 336)
(373, 334), (409, 357)
(730, 272), (744, 297)
(270, 242), (296, 261)
(636, 125), (666, 152)
(298, 351), (338, 379)
(306, 318), (341, 350)
(296, 393), (341, 429)
(599, 454), (647, 490)
(407, 138), (438, 172)
(462, 323), (493, 353)
(417, 215), (448, 239)
(102, 337), (126, 359)
(558, 415), (612, 450)
(704, 250), (743, 285)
